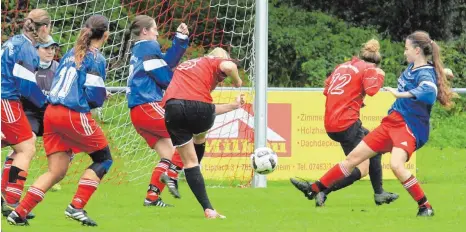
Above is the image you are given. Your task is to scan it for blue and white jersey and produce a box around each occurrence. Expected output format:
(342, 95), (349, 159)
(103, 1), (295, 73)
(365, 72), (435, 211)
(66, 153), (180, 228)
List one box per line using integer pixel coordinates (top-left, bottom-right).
(126, 33), (189, 108)
(48, 48), (106, 113)
(1, 34), (46, 108)
(389, 63), (438, 149)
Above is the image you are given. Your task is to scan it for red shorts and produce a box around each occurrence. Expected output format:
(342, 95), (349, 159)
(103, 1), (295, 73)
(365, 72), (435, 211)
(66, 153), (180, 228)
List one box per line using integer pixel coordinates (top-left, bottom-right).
(43, 105), (108, 155)
(1, 100), (33, 146)
(363, 111), (417, 160)
(130, 102), (170, 148)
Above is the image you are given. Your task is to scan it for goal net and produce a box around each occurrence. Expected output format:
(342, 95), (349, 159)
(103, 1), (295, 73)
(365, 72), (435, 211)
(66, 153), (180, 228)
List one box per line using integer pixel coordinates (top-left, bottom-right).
(1, 0), (256, 187)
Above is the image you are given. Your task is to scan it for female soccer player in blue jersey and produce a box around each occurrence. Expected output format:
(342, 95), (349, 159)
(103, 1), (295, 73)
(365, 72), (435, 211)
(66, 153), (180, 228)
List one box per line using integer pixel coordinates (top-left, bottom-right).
(7, 15), (112, 226)
(2, 36), (61, 202)
(292, 31), (452, 217)
(123, 15), (189, 207)
(1, 8), (51, 220)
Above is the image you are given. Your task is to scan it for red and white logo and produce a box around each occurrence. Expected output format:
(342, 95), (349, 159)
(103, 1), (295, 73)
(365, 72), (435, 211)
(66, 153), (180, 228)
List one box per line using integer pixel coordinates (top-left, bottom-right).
(205, 103), (291, 157)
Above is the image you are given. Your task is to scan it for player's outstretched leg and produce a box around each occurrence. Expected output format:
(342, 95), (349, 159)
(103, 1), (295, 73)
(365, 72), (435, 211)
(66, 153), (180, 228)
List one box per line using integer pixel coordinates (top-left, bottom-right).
(291, 163), (367, 207)
(316, 165), (365, 207)
(180, 141), (225, 219)
(289, 177), (318, 200)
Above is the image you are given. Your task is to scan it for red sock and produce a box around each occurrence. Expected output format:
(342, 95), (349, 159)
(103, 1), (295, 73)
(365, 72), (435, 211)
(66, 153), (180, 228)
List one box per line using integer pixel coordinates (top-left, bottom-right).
(168, 152), (183, 179)
(402, 175), (431, 208)
(1, 158), (13, 195)
(5, 167), (27, 204)
(146, 159), (169, 201)
(314, 163), (351, 192)
(171, 151), (184, 169)
(15, 186), (45, 219)
(71, 178), (98, 209)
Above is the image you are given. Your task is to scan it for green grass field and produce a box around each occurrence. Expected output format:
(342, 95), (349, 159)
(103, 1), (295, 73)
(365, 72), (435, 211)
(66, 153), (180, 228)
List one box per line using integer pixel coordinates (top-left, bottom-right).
(1, 146), (465, 232)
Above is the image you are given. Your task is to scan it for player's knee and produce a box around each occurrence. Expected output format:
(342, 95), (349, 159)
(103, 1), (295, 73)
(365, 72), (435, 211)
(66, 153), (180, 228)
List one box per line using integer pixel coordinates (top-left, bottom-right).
(49, 167), (68, 182)
(21, 144), (36, 158)
(390, 161), (405, 174)
(52, 171), (67, 183)
(89, 146), (113, 179)
(344, 154), (361, 168)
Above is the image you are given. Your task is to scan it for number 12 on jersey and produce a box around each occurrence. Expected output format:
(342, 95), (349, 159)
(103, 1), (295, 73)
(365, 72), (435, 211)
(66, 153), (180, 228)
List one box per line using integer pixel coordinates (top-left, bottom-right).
(327, 73), (352, 95)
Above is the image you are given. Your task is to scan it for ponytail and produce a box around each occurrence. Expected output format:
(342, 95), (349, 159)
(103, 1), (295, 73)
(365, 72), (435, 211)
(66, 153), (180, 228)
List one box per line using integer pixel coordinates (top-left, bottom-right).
(407, 31), (453, 107)
(23, 18), (48, 44)
(118, 29), (133, 64)
(431, 41), (453, 107)
(74, 28), (92, 69)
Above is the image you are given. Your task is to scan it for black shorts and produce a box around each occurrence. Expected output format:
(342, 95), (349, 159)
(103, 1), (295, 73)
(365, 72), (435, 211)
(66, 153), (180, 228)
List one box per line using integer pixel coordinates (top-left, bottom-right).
(25, 111), (45, 137)
(164, 99), (216, 147)
(327, 120), (369, 156)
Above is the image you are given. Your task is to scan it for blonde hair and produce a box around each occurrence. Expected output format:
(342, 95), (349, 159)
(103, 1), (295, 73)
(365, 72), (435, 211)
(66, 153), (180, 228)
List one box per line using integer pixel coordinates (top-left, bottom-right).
(23, 9), (51, 44)
(359, 39), (381, 65)
(208, 47), (230, 59)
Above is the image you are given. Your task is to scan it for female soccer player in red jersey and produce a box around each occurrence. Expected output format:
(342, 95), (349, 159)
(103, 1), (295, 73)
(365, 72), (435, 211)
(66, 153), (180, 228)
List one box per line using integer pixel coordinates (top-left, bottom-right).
(1, 8), (51, 220)
(292, 39), (398, 206)
(291, 31), (452, 217)
(123, 15), (189, 206)
(7, 15), (112, 226)
(161, 48), (244, 219)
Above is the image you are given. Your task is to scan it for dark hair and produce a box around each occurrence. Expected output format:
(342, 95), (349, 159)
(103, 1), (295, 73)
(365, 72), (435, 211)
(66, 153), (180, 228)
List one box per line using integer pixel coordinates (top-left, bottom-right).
(119, 15), (155, 59)
(74, 15), (109, 69)
(407, 31), (452, 107)
(23, 9), (51, 43)
(359, 39), (381, 65)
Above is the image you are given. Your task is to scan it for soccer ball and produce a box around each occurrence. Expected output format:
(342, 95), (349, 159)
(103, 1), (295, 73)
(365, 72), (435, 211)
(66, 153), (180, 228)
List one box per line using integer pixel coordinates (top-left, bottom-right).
(250, 147), (278, 175)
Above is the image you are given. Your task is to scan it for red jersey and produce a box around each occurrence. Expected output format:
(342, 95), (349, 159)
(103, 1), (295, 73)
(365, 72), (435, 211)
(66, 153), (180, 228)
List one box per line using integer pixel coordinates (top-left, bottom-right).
(324, 57), (384, 132)
(162, 56), (227, 105)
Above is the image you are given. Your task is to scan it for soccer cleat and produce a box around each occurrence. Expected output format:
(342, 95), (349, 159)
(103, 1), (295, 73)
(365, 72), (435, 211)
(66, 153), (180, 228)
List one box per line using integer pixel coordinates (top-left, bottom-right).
(65, 205), (97, 226)
(417, 206), (434, 217)
(315, 192), (327, 207)
(143, 198), (174, 207)
(374, 191), (399, 205)
(160, 172), (181, 199)
(204, 209), (226, 219)
(6, 211), (29, 226)
(290, 177), (317, 200)
(1, 200), (36, 219)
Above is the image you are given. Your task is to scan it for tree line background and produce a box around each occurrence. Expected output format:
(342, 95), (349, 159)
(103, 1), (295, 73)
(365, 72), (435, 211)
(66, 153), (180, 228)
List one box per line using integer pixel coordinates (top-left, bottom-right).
(1, 0), (465, 89)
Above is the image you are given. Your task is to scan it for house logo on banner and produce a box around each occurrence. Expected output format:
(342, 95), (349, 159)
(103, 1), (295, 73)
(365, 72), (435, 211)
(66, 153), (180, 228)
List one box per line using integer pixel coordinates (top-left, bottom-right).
(205, 103), (291, 157)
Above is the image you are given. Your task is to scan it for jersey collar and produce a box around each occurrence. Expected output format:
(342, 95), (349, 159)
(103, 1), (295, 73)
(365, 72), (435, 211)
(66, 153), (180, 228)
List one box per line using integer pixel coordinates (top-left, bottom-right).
(406, 63), (433, 77)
